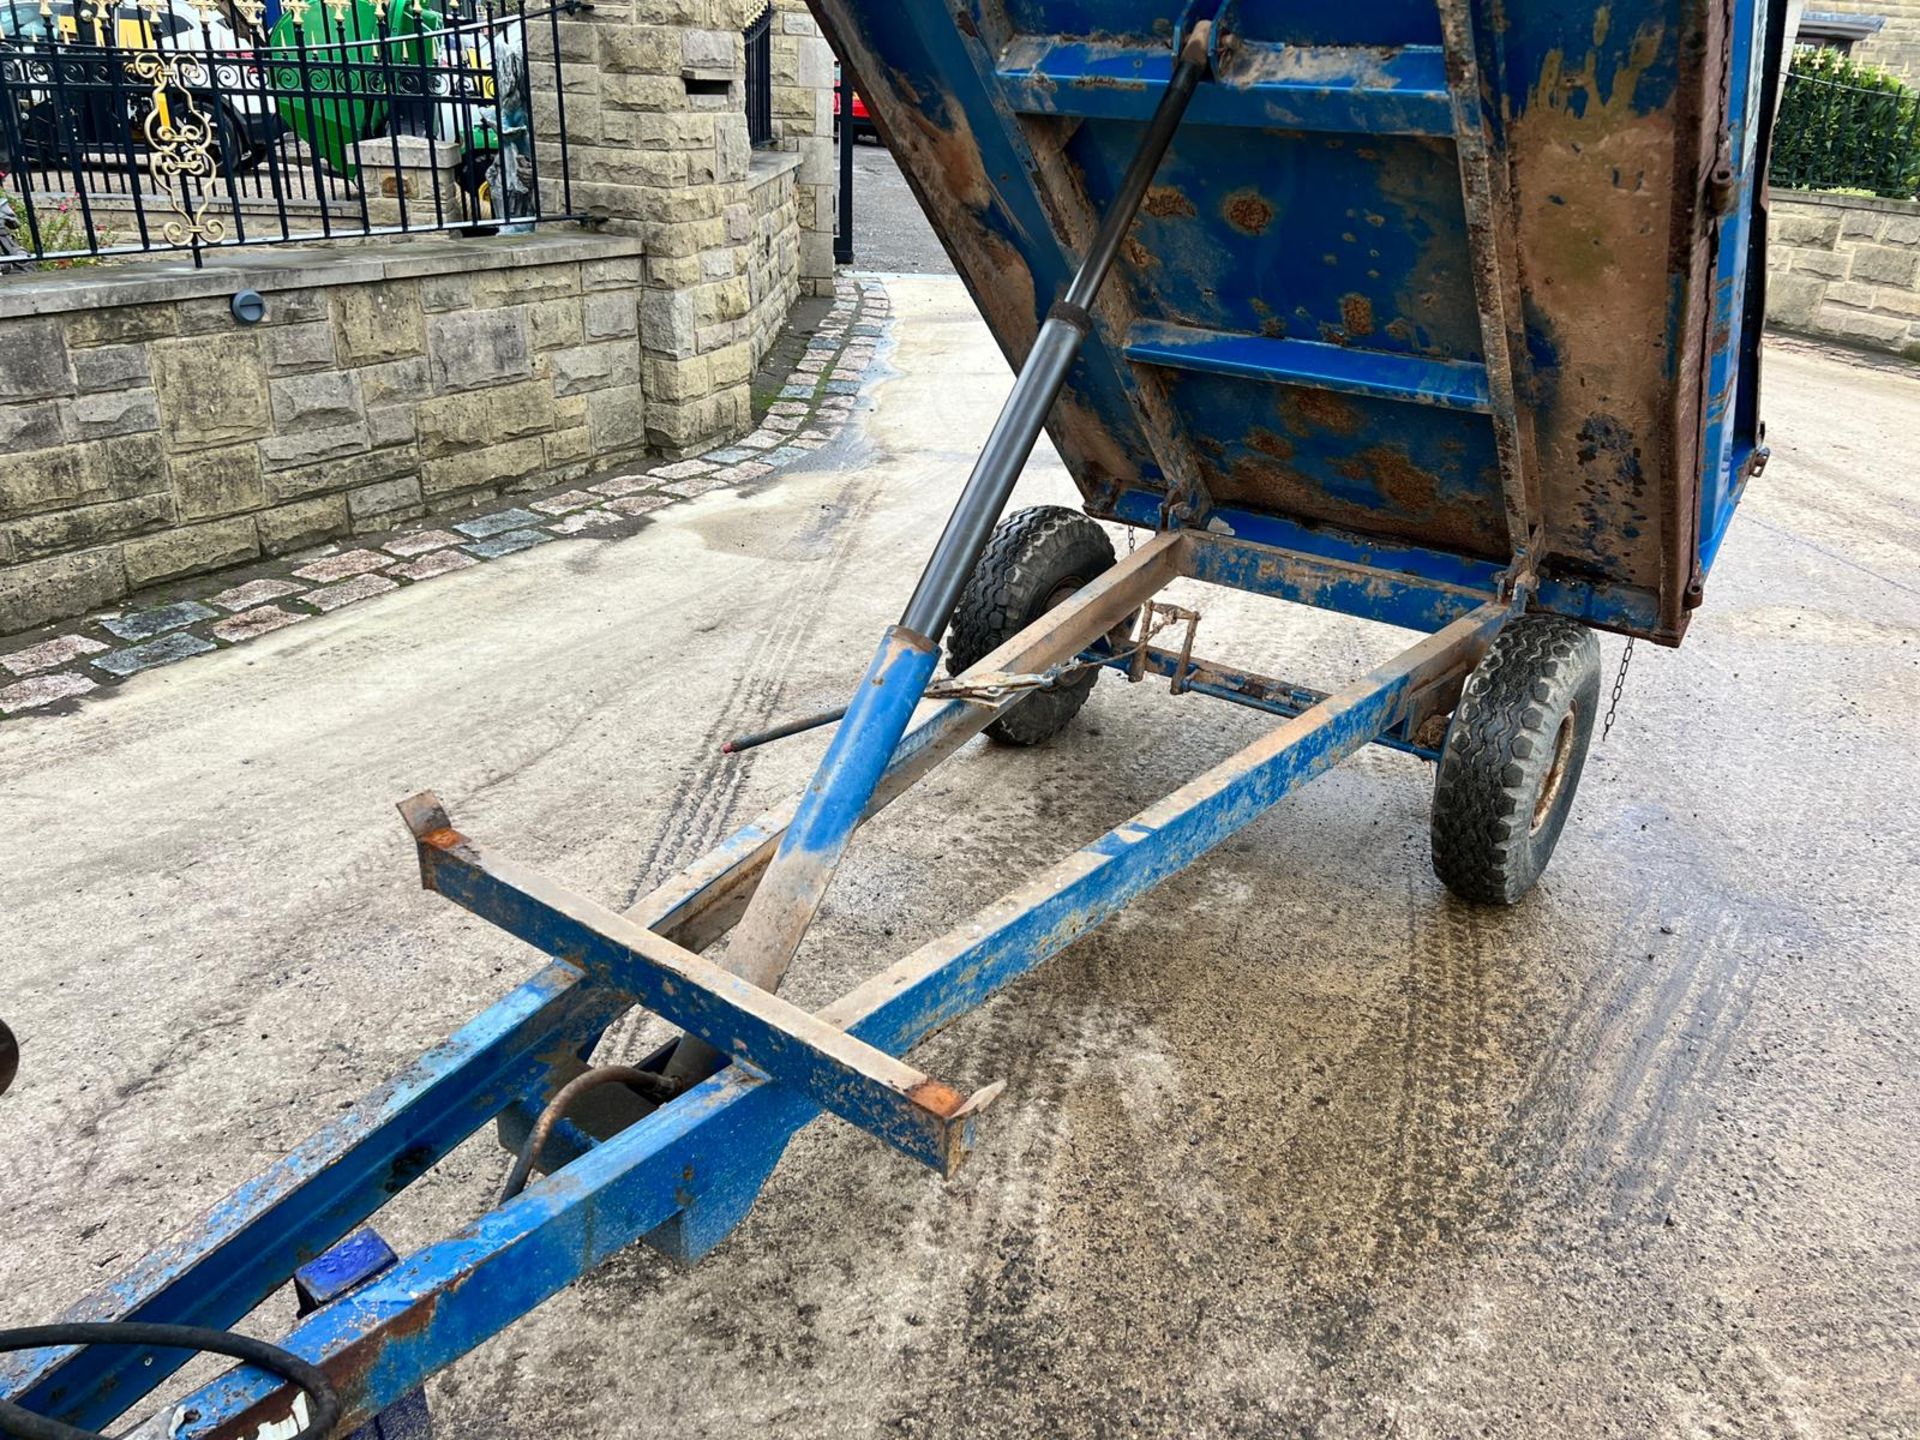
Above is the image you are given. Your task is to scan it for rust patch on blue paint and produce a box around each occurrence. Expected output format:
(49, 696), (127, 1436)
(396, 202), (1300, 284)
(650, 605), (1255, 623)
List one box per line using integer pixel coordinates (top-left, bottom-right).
(1223, 188), (1274, 234)
(1281, 390), (1364, 437)
(1249, 428), (1295, 462)
(1142, 185), (1194, 218)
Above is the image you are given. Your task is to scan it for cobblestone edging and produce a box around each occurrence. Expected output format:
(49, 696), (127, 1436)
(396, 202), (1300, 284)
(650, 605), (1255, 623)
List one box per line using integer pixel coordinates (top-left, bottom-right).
(0, 278), (892, 721)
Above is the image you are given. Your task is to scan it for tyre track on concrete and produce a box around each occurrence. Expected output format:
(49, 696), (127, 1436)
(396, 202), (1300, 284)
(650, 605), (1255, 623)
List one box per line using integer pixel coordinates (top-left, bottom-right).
(592, 479), (892, 1062)
(1506, 894), (1761, 1238)
(1370, 890), (1501, 1269)
(1483, 886), (1667, 1199)
(884, 975), (1120, 1436)
(1599, 910), (1759, 1230)
(1468, 888), (1808, 1433)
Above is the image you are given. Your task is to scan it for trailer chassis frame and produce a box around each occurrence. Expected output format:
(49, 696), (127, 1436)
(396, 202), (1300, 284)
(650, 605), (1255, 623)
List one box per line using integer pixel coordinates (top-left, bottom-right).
(3, 528), (1514, 1440)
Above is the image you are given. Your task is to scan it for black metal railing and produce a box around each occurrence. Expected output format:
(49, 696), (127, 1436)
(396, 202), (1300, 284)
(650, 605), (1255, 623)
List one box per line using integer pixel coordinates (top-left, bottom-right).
(743, 0), (770, 147)
(0, 0), (580, 266)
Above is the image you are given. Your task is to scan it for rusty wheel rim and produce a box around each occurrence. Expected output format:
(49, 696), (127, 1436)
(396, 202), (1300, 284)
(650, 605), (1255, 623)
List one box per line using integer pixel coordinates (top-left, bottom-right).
(1530, 707), (1578, 835)
(1043, 576), (1087, 612)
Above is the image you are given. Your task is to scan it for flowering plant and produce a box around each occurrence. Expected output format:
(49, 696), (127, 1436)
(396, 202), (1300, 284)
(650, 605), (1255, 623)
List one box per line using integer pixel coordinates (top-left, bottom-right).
(1, 175), (118, 268)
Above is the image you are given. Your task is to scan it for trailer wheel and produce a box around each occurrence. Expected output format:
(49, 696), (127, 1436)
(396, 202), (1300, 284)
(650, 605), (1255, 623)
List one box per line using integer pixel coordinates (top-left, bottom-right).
(1430, 615), (1602, 905)
(948, 506), (1116, 745)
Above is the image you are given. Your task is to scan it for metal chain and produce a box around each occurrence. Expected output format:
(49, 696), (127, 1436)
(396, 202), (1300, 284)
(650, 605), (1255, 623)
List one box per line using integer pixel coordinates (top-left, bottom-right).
(1602, 637), (1634, 741)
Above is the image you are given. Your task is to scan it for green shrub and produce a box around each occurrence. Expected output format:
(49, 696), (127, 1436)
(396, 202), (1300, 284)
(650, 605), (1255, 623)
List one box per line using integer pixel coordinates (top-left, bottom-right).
(1, 186), (116, 269)
(1772, 47), (1920, 199)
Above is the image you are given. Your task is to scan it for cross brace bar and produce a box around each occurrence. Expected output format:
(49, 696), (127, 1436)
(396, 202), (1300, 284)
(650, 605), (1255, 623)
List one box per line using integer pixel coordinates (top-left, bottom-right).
(1091, 641), (1447, 761)
(397, 792), (1003, 1178)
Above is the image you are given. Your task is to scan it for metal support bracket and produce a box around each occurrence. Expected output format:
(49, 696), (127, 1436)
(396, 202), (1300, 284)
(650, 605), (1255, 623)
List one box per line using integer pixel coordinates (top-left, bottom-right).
(294, 1230), (433, 1440)
(398, 794), (1004, 1178)
(1126, 601), (1200, 692)
(1438, 0), (1541, 575)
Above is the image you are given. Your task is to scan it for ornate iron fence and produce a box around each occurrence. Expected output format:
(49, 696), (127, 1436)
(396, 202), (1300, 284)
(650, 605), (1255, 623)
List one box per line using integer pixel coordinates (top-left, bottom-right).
(0, 0), (580, 265)
(743, 0), (769, 147)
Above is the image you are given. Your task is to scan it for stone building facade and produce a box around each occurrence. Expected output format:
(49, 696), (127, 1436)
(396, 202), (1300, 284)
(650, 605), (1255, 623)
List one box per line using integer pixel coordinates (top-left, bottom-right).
(531, 0), (835, 451)
(1802, 3), (1920, 77)
(770, 1), (840, 290)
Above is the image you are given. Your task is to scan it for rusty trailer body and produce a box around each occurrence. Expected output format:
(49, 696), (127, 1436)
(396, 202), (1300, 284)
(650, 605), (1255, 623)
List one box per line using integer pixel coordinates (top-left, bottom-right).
(0, 4), (1781, 1438)
(824, 0), (1780, 644)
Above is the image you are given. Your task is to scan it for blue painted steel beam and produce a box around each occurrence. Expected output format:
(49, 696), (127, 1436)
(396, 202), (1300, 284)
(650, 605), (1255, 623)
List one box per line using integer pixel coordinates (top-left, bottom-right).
(1105, 490), (1664, 638)
(150, 1071), (815, 1440)
(1125, 322), (1492, 414)
(1174, 514), (1499, 634)
(402, 793), (1003, 1177)
(996, 37), (1453, 137)
(1528, 572), (1662, 637)
(1436, 0), (1538, 574)
(1085, 642), (1442, 761)
(0, 962), (619, 1436)
(146, 603), (1510, 1440)
(1111, 487), (1503, 597)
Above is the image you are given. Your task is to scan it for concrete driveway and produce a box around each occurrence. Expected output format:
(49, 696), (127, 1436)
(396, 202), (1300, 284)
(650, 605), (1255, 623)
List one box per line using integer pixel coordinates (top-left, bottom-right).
(1, 277), (1915, 1439)
(848, 141), (954, 275)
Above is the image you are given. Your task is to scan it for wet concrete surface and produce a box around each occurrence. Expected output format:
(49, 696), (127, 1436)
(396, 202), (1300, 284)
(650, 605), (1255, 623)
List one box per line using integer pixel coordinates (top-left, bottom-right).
(849, 140), (954, 276)
(0, 285), (1915, 1438)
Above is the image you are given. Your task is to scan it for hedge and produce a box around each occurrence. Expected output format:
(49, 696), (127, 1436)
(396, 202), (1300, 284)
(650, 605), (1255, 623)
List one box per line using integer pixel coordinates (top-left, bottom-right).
(1772, 47), (1920, 199)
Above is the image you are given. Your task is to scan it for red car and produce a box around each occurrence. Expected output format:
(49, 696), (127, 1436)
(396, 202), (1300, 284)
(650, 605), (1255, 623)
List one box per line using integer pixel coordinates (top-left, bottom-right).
(834, 69), (875, 142)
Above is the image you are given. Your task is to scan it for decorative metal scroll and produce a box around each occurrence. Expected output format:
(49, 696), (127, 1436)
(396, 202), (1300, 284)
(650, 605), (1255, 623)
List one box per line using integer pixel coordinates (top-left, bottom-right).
(124, 49), (225, 246)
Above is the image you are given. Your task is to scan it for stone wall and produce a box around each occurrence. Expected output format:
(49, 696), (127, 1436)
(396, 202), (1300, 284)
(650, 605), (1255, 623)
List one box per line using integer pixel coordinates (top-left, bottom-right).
(0, 234), (648, 633)
(744, 152), (803, 367)
(1766, 190), (1920, 356)
(770, 0), (839, 295)
(528, 0), (836, 451)
(0, 4), (838, 633)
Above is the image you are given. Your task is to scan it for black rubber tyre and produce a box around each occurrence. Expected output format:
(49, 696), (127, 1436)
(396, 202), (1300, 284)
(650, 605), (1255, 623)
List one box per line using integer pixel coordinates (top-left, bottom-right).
(1430, 614), (1602, 905)
(221, 104), (268, 175)
(947, 506), (1116, 746)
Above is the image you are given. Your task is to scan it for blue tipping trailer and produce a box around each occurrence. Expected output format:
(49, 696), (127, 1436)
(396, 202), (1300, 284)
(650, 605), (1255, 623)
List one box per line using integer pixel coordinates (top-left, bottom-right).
(0, 2), (1782, 1435)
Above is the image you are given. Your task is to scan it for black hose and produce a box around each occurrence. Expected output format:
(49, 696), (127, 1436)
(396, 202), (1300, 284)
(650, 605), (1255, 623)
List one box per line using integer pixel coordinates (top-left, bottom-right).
(0, 1322), (339, 1440)
(498, 1064), (683, 1205)
(721, 704), (849, 754)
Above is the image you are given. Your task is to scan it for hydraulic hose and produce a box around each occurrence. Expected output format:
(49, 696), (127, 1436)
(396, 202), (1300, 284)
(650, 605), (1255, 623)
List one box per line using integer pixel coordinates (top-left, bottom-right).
(0, 1323), (338, 1440)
